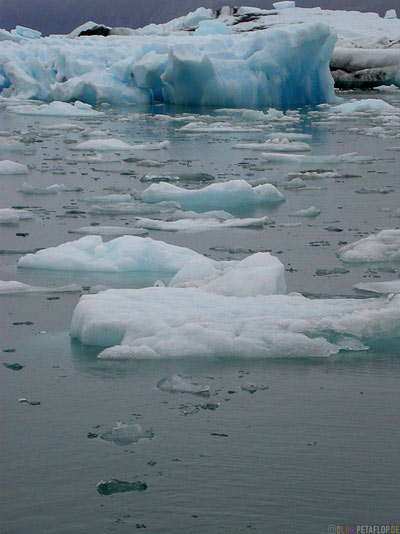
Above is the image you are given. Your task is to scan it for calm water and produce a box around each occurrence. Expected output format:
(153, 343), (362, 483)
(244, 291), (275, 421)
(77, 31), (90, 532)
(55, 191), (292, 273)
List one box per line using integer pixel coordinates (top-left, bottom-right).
(1, 90), (399, 533)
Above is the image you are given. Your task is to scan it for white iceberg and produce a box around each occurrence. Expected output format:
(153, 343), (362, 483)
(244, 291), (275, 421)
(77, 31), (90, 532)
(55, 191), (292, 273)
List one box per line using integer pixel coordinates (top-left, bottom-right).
(134, 215), (270, 232)
(74, 139), (169, 151)
(141, 180), (284, 211)
(232, 139), (311, 152)
(338, 229), (400, 263)
(289, 206), (321, 218)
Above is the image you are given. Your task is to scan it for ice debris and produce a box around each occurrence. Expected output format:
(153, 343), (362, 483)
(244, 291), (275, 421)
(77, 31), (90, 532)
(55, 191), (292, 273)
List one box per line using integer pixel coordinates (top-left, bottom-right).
(157, 375), (210, 396)
(100, 422), (154, 446)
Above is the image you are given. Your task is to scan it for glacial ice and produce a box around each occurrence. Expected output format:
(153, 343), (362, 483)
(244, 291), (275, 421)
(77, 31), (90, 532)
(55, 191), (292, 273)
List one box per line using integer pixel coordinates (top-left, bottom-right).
(0, 21), (337, 108)
(17, 235), (200, 272)
(0, 160), (28, 175)
(331, 99), (398, 114)
(157, 375), (210, 396)
(141, 180), (284, 211)
(70, 288), (400, 359)
(338, 229), (400, 263)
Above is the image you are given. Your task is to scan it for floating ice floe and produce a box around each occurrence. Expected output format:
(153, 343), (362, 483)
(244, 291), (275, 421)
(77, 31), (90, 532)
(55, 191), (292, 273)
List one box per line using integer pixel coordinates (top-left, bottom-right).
(353, 280), (400, 295)
(168, 253), (286, 297)
(17, 235), (201, 272)
(178, 122), (263, 133)
(87, 200), (179, 216)
(19, 183), (83, 194)
(70, 287), (400, 359)
(141, 180), (284, 211)
(69, 226), (148, 237)
(338, 229), (400, 263)
(45, 122), (84, 131)
(0, 280), (80, 295)
(232, 138), (311, 152)
(134, 215), (270, 232)
(85, 193), (132, 203)
(7, 101), (102, 116)
(0, 208), (33, 225)
(0, 160), (28, 175)
(283, 177), (306, 190)
(74, 139), (169, 151)
(260, 152), (372, 164)
(157, 375), (210, 396)
(330, 99), (399, 114)
(100, 422), (154, 446)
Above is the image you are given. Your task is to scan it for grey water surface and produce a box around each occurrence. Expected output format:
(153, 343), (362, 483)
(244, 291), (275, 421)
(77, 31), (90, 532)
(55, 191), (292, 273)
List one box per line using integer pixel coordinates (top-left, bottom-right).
(1, 90), (399, 533)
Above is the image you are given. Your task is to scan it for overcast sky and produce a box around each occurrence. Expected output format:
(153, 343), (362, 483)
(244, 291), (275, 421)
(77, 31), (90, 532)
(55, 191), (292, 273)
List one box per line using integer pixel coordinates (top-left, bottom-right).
(0, 0), (395, 35)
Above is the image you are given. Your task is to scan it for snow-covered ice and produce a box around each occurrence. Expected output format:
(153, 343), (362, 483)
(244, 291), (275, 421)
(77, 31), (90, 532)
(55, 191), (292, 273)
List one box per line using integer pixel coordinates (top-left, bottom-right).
(134, 215), (270, 232)
(0, 280), (80, 294)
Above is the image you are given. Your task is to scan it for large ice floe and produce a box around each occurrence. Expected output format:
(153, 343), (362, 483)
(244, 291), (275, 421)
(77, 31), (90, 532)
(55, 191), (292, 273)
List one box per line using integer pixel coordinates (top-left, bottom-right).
(70, 285), (400, 359)
(141, 180), (284, 211)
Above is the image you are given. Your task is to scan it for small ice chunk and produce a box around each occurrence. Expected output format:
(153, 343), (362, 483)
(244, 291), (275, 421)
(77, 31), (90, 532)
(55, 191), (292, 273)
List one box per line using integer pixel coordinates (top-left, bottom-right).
(69, 226), (147, 237)
(289, 206), (321, 218)
(157, 375), (210, 396)
(384, 9), (397, 19)
(233, 139), (311, 152)
(8, 101), (102, 117)
(100, 422), (154, 446)
(283, 178), (306, 190)
(331, 99), (397, 114)
(241, 383), (268, 394)
(0, 160), (28, 175)
(74, 139), (169, 151)
(12, 26), (41, 39)
(0, 280), (81, 294)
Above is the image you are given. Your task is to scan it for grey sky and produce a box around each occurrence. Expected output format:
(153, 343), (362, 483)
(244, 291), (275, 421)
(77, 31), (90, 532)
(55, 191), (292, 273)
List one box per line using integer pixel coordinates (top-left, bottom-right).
(0, 0), (395, 35)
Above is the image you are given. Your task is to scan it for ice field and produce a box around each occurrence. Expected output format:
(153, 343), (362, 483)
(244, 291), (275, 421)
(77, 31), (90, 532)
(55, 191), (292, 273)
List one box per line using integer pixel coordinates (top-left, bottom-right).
(1, 4), (400, 534)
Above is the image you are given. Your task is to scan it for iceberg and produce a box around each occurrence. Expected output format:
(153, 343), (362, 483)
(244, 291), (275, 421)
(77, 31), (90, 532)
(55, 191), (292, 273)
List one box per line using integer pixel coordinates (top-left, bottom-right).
(70, 287), (400, 359)
(74, 139), (169, 151)
(69, 226), (148, 237)
(0, 21), (337, 108)
(338, 229), (400, 263)
(17, 235), (200, 272)
(141, 180), (284, 211)
(232, 139), (311, 152)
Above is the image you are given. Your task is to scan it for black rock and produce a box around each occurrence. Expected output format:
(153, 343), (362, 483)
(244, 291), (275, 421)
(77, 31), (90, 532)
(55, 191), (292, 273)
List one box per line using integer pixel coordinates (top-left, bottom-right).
(96, 479), (147, 496)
